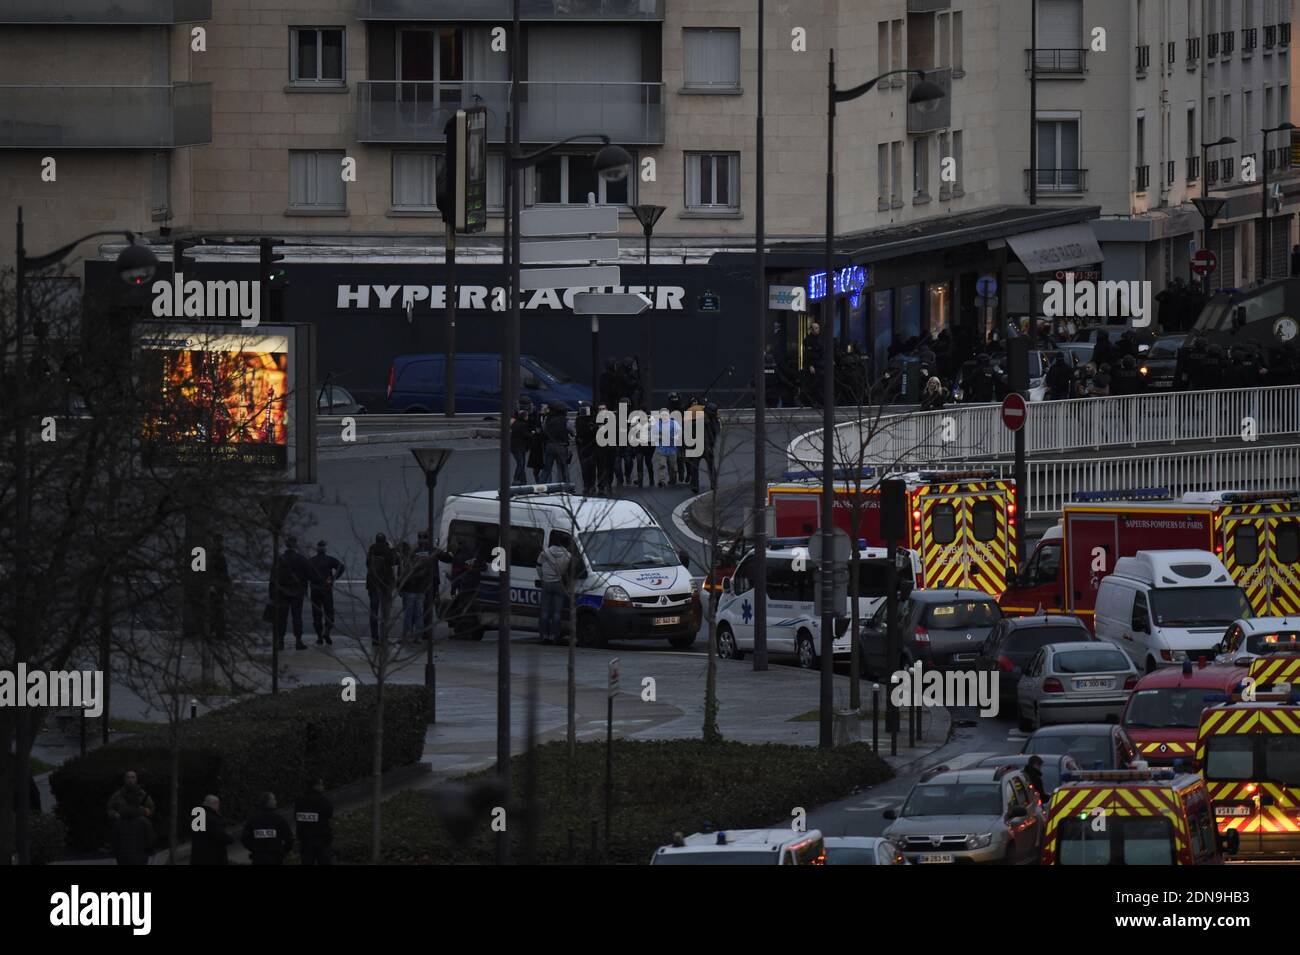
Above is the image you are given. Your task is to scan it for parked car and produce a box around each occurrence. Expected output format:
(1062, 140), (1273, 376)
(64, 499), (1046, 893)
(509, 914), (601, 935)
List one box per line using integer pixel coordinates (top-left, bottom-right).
(1020, 723), (1138, 770)
(1015, 642), (1139, 731)
(976, 614), (1095, 702)
(387, 352), (590, 414)
(859, 589), (1003, 675)
(317, 383), (366, 415)
(823, 836), (907, 865)
(974, 753), (1082, 799)
(650, 829), (825, 865)
(1056, 324), (1154, 367)
(1138, 335), (1186, 391)
(882, 765), (1044, 865)
(1214, 616), (1300, 665)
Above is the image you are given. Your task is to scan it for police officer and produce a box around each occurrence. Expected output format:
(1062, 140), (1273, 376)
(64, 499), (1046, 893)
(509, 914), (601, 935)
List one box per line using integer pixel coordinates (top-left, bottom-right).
(1112, 354), (1141, 396)
(575, 403), (599, 496)
(241, 791), (294, 865)
(294, 779), (334, 866)
(308, 540), (344, 646)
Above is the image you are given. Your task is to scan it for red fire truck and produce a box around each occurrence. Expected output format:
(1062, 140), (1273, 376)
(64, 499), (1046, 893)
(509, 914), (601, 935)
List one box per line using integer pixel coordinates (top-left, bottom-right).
(1000, 488), (1300, 624)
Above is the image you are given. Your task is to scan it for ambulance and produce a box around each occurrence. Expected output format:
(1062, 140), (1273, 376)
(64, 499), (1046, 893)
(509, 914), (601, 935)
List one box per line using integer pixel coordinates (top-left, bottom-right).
(1120, 659), (1246, 766)
(1001, 488), (1300, 624)
(1041, 768), (1235, 865)
(1196, 658), (1300, 859)
(767, 470), (1017, 598)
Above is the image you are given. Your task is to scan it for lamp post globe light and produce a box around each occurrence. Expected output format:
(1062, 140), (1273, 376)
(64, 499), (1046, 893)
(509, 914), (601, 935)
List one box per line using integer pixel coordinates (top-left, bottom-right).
(631, 203), (667, 406)
(818, 53), (945, 748)
(1195, 136), (1236, 293)
(411, 446), (454, 725)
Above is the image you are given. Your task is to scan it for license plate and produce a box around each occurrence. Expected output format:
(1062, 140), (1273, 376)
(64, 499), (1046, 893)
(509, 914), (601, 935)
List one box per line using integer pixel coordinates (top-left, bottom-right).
(917, 853), (953, 864)
(1217, 805), (1253, 817)
(1074, 678), (1113, 690)
(952, 654), (975, 663)
(654, 616), (681, 626)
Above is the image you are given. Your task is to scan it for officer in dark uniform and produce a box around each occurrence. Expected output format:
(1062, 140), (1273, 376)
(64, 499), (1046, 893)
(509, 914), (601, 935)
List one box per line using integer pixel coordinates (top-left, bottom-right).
(1112, 354), (1141, 395)
(1200, 344), (1226, 391)
(308, 540), (345, 645)
(241, 792), (294, 865)
(294, 779), (334, 866)
(967, 355), (996, 403)
(574, 403), (599, 496)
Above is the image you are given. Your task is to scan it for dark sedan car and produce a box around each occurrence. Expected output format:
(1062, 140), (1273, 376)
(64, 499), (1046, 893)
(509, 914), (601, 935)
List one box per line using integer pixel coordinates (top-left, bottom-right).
(1020, 723), (1138, 771)
(974, 753), (1082, 799)
(860, 589), (1003, 675)
(975, 614), (1095, 700)
(1138, 335), (1186, 391)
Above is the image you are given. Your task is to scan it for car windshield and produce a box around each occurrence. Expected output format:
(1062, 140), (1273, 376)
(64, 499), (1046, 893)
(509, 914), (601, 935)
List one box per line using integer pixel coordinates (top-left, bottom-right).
(528, 356), (573, 385)
(1122, 688), (1215, 729)
(922, 600), (1001, 629)
(653, 850), (778, 865)
(1025, 732), (1113, 768)
(1057, 816), (1175, 865)
(902, 783), (1002, 817)
(1204, 735), (1255, 781)
(1149, 339), (1184, 358)
(581, 527), (679, 572)
(1006, 627), (1089, 653)
(1148, 587), (1253, 628)
(1054, 649), (1131, 674)
(824, 847), (880, 865)
(1245, 631), (1300, 655)
(1264, 736), (1300, 787)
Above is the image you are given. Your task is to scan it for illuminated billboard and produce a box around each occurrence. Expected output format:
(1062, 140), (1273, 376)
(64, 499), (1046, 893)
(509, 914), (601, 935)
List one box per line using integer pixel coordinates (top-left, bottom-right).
(137, 323), (315, 481)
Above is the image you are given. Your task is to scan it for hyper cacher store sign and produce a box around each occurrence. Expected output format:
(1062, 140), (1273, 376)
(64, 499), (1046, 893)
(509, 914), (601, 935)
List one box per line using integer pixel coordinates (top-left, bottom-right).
(333, 282), (689, 314)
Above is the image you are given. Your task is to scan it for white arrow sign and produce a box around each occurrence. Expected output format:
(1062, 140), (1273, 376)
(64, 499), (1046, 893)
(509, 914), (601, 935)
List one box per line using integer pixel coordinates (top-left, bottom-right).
(571, 292), (651, 315)
(519, 238), (619, 264)
(519, 265), (620, 291)
(520, 206), (619, 237)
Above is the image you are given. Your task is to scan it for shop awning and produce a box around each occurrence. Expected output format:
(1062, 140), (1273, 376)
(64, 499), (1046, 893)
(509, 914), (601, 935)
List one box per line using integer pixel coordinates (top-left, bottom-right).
(1002, 222), (1102, 273)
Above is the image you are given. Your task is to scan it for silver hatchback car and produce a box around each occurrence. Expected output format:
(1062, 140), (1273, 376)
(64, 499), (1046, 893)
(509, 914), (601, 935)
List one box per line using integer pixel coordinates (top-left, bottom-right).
(1016, 642), (1138, 732)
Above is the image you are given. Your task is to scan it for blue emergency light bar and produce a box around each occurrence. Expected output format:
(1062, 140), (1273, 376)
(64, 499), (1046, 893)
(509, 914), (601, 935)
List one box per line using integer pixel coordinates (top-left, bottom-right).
(781, 466), (875, 482)
(1073, 487), (1172, 502)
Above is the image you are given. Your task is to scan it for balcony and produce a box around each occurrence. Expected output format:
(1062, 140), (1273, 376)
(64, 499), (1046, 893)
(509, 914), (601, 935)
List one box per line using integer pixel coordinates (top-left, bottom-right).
(1265, 24), (1277, 48)
(1025, 48), (1087, 73)
(1025, 167), (1087, 193)
(1243, 27), (1258, 51)
(0, 0), (209, 22)
(1186, 36), (1200, 65)
(1135, 164), (1150, 191)
(1220, 157), (1235, 182)
(356, 80), (664, 145)
(1282, 22), (1292, 46)
(906, 68), (951, 134)
(0, 83), (211, 148)
(1186, 155), (1199, 182)
(1208, 32), (1220, 56)
(357, 0), (663, 19)
(906, 0), (950, 10)
(1166, 160), (1176, 185)
(1220, 30), (1235, 55)
(1135, 44), (1150, 74)
(1207, 158), (1219, 184)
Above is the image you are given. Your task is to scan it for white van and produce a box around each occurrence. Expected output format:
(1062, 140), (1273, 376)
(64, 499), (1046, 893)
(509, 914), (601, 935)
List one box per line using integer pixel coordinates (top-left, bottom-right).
(436, 484), (701, 648)
(1093, 549), (1253, 673)
(713, 542), (918, 669)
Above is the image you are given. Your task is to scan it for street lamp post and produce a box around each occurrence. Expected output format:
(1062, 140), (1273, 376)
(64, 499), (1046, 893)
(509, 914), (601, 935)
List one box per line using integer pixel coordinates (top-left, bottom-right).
(753, 0), (769, 672)
(1197, 136), (1236, 293)
(819, 54), (944, 748)
(1262, 123), (1297, 279)
(411, 447), (454, 725)
(259, 493), (297, 696)
(631, 204), (666, 406)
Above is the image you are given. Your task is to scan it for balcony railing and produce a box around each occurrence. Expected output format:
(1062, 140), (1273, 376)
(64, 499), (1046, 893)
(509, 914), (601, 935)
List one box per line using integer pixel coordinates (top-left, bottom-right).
(1207, 158), (1219, 184)
(357, 0), (663, 19)
(1025, 48), (1087, 72)
(356, 80), (664, 145)
(1187, 36), (1200, 62)
(1186, 155), (1200, 182)
(0, 0), (210, 21)
(1166, 160), (1176, 185)
(906, 0), (951, 11)
(1221, 30), (1235, 55)
(1135, 164), (1150, 191)
(1282, 22), (1292, 46)
(1243, 27), (1258, 51)
(1167, 40), (1177, 64)
(1025, 167), (1087, 193)
(1135, 44), (1150, 73)
(1220, 156), (1235, 182)
(1208, 32), (1220, 56)
(907, 68), (951, 133)
(0, 83), (211, 148)
(1265, 24), (1278, 48)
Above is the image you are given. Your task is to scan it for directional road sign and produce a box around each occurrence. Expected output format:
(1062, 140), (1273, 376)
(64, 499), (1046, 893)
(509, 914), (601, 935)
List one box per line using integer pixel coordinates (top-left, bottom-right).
(519, 265), (621, 291)
(519, 238), (620, 265)
(520, 206), (619, 237)
(571, 292), (651, 315)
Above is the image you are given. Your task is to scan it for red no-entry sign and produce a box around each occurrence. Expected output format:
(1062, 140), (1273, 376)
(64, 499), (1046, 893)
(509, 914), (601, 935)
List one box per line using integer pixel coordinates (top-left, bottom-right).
(1192, 250), (1218, 276)
(1001, 393), (1027, 432)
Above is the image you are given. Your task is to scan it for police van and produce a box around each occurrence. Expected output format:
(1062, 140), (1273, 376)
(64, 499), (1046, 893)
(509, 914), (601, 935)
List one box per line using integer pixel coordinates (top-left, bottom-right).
(713, 538), (919, 669)
(436, 484), (701, 648)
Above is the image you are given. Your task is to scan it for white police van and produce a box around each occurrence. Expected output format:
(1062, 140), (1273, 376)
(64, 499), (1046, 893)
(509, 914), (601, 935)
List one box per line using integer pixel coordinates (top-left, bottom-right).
(436, 483), (701, 648)
(714, 539), (918, 669)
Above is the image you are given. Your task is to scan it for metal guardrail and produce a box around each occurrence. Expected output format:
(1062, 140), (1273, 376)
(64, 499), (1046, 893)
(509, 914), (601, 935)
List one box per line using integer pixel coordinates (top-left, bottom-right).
(0, 0), (211, 21)
(357, 0), (664, 19)
(787, 385), (1300, 472)
(0, 82), (212, 148)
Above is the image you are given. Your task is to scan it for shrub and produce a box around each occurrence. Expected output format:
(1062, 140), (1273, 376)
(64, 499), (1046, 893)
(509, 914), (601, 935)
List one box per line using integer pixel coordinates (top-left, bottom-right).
(51, 684), (426, 852)
(29, 812), (69, 865)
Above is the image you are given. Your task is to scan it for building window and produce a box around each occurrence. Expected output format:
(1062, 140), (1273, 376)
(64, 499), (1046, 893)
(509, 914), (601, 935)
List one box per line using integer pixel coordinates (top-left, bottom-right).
(685, 152), (739, 212)
(938, 12), (951, 69)
(529, 153), (634, 207)
(289, 150), (346, 211)
(1223, 93), (1232, 139)
(952, 129), (964, 195)
(877, 143), (890, 209)
(290, 27), (345, 86)
(392, 152), (440, 212)
(891, 141), (903, 206)
(1036, 0), (1083, 70)
(1035, 116), (1082, 190)
(891, 19), (905, 85)
(878, 20), (890, 78)
(913, 136), (930, 200)
(683, 28), (740, 90)
(952, 11), (964, 74)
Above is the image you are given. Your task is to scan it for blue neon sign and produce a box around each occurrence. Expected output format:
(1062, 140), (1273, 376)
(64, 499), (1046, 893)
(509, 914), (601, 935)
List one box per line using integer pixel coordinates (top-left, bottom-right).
(809, 265), (868, 308)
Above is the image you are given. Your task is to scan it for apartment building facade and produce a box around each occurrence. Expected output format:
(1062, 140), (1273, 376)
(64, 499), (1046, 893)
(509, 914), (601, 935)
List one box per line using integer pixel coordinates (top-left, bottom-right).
(8, 0), (1299, 402)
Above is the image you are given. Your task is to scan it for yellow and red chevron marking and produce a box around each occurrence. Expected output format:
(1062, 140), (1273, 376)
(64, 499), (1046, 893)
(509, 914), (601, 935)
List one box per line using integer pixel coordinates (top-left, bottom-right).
(1214, 806), (1300, 833)
(1044, 786), (1189, 863)
(1250, 658), (1300, 689)
(1136, 740), (1195, 757)
(916, 486), (1013, 598)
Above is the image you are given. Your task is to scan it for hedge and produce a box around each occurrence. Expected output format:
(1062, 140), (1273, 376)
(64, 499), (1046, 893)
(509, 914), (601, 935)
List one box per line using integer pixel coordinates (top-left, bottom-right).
(51, 684), (427, 852)
(334, 738), (892, 865)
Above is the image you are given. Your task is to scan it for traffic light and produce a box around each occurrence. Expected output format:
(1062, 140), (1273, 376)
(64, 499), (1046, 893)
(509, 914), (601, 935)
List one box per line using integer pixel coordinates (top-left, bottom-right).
(259, 237), (287, 324)
(436, 107), (488, 234)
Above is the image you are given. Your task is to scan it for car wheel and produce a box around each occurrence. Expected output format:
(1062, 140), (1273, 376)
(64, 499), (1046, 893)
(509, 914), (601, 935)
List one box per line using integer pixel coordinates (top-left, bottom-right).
(668, 633), (696, 650)
(577, 614), (605, 649)
(717, 625), (738, 660)
(1032, 704), (1041, 731)
(1017, 708), (1034, 733)
(797, 631), (818, 670)
(1145, 655), (1158, 675)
